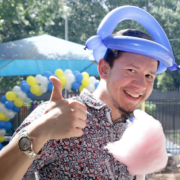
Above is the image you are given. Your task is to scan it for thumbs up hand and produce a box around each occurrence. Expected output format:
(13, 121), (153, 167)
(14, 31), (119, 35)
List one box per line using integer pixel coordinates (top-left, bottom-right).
(42, 76), (87, 141)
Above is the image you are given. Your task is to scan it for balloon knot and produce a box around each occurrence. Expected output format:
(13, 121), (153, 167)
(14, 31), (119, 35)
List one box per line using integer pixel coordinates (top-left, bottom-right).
(84, 46), (87, 50)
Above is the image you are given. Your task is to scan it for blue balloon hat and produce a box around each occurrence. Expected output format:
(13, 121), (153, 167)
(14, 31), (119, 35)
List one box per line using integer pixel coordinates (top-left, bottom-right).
(85, 6), (178, 74)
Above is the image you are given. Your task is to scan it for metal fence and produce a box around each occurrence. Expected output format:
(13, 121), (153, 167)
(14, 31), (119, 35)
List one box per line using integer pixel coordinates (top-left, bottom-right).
(6, 98), (180, 155)
(145, 99), (180, 155)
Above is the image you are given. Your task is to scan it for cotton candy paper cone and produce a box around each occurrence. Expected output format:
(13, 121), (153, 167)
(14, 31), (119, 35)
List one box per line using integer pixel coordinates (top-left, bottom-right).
(105, 109), (168, 176)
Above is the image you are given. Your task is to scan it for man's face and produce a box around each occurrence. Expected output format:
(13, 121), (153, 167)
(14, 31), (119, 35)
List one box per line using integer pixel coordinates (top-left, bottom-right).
(105, 52), (158, 116)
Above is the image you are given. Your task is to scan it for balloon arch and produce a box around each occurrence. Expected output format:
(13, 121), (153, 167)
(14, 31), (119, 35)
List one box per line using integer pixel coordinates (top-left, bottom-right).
(0, 69), (100, 149)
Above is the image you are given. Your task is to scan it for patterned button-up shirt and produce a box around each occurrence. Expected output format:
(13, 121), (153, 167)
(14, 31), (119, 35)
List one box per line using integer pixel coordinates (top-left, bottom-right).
(11, 89), (148, 180)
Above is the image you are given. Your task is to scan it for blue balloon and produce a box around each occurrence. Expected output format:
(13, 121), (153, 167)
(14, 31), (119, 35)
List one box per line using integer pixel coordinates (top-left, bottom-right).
(48, 81), (53, 91)
(20, 80), (27, 86)
(73, 71), (80, 76)
(1, 95), (7, 104)
(43, 71), (52, 79)
(0, 143), (3, 150)
(0, 121), (6, 129)
(103, 35), (173, 68)
(5, 101), (14, 110)
(85, 6), (176, 74)
(12, 106), (21, 113)
(21, 82), (30, 93)
(27, 91), (35, 99)
(75, 73), (83, 82)
(72, 81), (81, 91)
(95, 82), (99, 89)
(4, 122), (12, 131)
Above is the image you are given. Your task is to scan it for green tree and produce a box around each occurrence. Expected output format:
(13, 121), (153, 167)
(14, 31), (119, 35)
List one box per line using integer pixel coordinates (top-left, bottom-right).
(0, 0), (65, 43)
(0, 76), (27, 92)
(155, 72), (175, 91)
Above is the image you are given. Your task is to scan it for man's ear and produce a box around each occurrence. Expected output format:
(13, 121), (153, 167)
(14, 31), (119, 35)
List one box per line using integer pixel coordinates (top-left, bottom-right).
(98, 59), (109, 80)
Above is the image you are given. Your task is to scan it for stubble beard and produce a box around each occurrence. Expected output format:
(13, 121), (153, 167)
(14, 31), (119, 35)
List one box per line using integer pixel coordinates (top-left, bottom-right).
(110, 95), (133, 121)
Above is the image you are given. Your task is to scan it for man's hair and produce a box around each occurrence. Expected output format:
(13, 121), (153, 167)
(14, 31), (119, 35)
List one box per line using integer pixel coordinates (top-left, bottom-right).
(103, 29), (156, 68)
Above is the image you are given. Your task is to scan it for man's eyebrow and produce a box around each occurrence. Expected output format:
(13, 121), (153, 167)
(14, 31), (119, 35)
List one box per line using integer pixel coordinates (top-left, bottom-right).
(126, 63), (140, 69)
(149, 71), (156, 75)
(126, 63), (156, 75)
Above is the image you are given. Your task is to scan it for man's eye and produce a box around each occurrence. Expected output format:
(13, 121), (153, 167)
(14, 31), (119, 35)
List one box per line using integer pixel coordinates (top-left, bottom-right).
(128, 69), (135, 72)
(146, 75), (153, 79)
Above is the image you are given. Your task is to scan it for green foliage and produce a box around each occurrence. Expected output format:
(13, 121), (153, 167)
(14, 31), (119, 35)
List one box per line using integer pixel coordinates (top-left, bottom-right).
(145, 101), (156, 118)
(0, 0), (64, 42)
(156, 72), (175, 91)
(0, 76), (27, 92)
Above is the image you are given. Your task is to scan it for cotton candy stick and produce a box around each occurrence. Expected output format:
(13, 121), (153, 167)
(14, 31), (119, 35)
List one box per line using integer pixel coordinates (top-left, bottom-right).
(105, 109), (168, 178)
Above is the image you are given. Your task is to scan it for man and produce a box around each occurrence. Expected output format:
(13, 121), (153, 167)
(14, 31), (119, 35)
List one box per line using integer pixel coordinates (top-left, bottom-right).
(0, 29), (159, 180)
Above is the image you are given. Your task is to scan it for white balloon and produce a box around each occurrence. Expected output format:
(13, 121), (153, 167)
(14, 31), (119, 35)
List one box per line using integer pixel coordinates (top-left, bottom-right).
(40, 85), (48, 93)
(86, 84), (95, 92)
(0, 129), (6, 136)
(5, 110), (16, 119)
(0, 103), (6, 112)
(18, 91), (27, 100)
(89, 76), (96, 85)
(2, 107), (9, 114)
(64, 83), (72, 90)
(64, 69), (72, 76)
(66, 74), (75, 83)
(13, 86), (21, 95)
(41, 76), (49, 87)
(35, 74), (43, 83)
(95, 80), (100, 83)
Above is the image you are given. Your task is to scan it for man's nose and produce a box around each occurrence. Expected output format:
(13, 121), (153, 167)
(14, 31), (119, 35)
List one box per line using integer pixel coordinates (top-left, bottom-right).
(132, 76), (146, 91)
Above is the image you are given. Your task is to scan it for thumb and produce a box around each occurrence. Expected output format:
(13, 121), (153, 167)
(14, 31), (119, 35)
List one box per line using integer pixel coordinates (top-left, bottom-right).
(49, 76), (63, 101)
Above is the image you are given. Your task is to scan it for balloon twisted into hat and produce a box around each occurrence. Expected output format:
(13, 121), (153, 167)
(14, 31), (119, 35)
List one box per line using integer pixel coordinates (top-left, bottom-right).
(85, 6), (179, 74)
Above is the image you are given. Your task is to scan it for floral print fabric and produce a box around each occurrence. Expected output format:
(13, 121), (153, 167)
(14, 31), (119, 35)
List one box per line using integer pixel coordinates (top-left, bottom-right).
(11, 89), (148, 180)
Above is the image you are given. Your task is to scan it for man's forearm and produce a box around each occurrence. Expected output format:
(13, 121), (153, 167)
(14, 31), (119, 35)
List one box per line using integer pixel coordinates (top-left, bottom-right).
(0, 134), (33, 180)
(0, 119), (47, 180)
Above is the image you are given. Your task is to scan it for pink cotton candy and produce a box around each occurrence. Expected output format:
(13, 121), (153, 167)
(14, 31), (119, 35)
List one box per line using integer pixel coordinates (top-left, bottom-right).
(105, 109), (168, 176)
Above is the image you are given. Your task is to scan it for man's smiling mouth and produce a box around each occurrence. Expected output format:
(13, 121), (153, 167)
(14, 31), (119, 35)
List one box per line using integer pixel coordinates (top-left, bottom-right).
(124, 90), (141, 98)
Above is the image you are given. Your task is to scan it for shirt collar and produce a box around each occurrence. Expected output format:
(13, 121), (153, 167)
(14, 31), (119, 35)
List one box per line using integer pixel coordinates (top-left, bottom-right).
(79, 89), (109, 110)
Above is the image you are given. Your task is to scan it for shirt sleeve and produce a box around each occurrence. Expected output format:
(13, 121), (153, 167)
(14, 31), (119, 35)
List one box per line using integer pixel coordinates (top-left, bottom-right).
(11, 102), (49, 140)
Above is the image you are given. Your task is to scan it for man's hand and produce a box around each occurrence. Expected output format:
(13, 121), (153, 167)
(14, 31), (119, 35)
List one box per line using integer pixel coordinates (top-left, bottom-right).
(42, 76), (87, 141)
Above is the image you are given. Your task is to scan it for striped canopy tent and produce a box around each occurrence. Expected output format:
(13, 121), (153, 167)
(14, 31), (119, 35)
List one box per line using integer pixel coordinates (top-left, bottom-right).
(0, 34), (98, 77)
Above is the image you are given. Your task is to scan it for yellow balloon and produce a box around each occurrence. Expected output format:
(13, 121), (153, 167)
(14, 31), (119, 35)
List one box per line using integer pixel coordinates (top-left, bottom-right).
(59, 76), (67, 85)
(27, 76), (37, 86)
(30, 85), (40, 95)
(79, 85), (85, 92)
(4, 116), (10, 122)
(0, 113), (5, 121)
(82, 72), (89, 79)
(0, 136), (5, 143)
(6, 91), (17, 101)
(14, 98), (24, 107)
(55, 69), (64, 77)
(36, 91), (42, 96)
(82, 78), (90, 87)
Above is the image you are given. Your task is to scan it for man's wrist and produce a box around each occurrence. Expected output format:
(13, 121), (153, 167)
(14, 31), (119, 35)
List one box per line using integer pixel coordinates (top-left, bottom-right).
(26, 118), (48, 154)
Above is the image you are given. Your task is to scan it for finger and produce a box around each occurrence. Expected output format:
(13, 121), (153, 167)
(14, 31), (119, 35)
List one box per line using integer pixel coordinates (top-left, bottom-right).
(68, 100), (87, 113)
(75, 119), (87, 129)
(49, 76), (63, 101)
(74, 128), (84, 137)
(71, 109), (87, 121)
